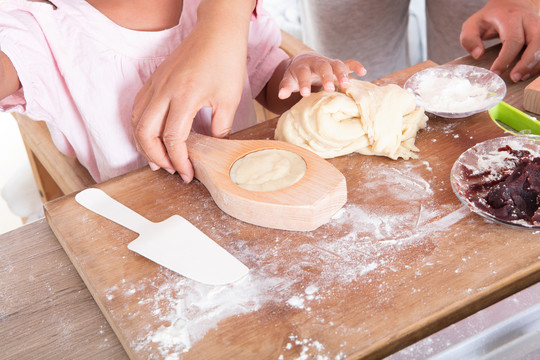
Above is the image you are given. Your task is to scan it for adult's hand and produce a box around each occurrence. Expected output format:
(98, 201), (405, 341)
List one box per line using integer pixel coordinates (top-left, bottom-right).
(131, 0), (255, 183)
(460, 0), (540, 82)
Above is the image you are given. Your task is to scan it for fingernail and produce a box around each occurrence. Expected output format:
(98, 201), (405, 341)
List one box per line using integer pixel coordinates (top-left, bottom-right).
(325, 82), (335, 91)
(472, 47), (482, 59)
(300, 87), (310, 96)
(278, 88), (287, 99)
(511, 72), (522, 82)
(148, 162), (160, 171)
(522, 73), (531, 81)
(340, 74), (350, 89)
(180, 174), (190, 183)
(165, 168), (176, 175)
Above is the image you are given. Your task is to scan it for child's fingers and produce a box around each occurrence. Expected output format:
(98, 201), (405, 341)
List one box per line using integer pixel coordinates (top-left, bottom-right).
(344, 59), (367, 77)
(295, 65), (314, 97)
(210, 104), (235, 139)
(162, 99), (199, 182)
(329, 59), (351, 89)
(278, 70), (299, 99)
(279, 55), (367, 99)
(312, 61), (335, 92)
(131, 92), (176, 174)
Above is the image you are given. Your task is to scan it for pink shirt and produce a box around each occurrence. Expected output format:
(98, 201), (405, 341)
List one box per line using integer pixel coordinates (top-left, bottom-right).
(0, 0), (288, 182)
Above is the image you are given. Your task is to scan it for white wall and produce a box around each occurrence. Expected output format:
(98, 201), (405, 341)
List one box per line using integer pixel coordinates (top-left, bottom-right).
(0, 112), (28, 234)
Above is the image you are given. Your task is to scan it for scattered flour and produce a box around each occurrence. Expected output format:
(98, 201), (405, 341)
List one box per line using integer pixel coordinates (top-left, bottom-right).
(122, 273), (282, 358)
(279, 334), (345, 360)
(287, 295), (305, 309)
(286, 285), (323, 310)
(104, 157), (471, 359)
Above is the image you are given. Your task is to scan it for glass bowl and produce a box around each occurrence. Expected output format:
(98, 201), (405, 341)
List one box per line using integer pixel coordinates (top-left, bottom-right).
(404, 64), (506, 118)
(450, 135), (540, 228)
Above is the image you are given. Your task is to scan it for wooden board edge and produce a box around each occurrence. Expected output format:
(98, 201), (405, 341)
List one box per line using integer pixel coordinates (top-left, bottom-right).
(43, 202), (137, 360)
(353, 263), (540, 359)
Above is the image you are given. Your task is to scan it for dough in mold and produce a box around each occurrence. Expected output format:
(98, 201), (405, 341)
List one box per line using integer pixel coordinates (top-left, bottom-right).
(229, 149), (306, 192)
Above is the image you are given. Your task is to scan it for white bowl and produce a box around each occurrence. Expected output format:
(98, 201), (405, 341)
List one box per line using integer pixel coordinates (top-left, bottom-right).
(404, 64), (506, 118)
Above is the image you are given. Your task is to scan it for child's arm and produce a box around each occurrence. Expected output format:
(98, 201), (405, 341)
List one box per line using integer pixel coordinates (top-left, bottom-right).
(0, 51), (21, 101)
(257, 52), (366, 115)
(130, 0), (255, 183)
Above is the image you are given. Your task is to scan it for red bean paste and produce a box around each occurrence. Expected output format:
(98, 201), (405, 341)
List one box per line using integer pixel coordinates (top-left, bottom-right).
(464, 146), (540, 226)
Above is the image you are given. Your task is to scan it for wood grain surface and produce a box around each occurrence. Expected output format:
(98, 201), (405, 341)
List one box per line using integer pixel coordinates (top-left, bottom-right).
(0, 219), (128, 360)
(44, 47), (540, 360)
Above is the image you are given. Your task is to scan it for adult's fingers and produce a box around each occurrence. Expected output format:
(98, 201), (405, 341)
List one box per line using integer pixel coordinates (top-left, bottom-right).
(508, 16), (540, 82)
(510, 37), (540, 82)
(490, 21), (525, 78)
(460, 16), (487, 60)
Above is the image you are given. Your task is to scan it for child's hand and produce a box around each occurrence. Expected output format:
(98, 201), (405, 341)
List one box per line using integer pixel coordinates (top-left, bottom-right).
(277, 52), (366, 99)
(130, 0), (253, 183)
(130, 31), (245, 183)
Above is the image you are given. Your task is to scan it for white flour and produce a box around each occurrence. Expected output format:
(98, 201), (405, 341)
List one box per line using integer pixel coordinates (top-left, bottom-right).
(104, 158), (471, 359)
(417, 76), (490, 113)
(410, 65), (506, 115)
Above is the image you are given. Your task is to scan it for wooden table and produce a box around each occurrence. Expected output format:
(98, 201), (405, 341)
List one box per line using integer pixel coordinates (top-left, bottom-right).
(2, 46), (540, 360)
(0, 219), (128, 359)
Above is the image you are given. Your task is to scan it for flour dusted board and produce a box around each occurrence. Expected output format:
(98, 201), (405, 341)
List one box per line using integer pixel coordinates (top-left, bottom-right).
(45, 50), (540, 360)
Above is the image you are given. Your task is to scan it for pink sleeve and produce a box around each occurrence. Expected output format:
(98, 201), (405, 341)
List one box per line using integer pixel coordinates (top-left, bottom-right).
(246, 3), (289, 98)
(0, 3), (62, 127)
(251, 0), (262, 20)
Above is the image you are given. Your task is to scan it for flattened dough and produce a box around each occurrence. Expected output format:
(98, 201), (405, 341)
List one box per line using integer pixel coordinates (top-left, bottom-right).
(230, 149), (306, 192)
(275, 79), (428, 160)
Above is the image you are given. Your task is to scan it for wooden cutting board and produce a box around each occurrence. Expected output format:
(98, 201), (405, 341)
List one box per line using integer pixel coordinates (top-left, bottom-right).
(44, 55), (540, 360)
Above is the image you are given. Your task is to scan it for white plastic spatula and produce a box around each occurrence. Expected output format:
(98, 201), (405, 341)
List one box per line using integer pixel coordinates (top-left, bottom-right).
(75, 188), (249, 285)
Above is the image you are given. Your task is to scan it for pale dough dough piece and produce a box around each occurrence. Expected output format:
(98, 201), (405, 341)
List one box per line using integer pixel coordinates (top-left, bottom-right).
(275, 79), (428, 160)
(230, 149), (306, 192)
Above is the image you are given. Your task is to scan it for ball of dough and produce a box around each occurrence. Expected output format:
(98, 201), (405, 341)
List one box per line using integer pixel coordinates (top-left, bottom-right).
(230, 149), (306, 192)
(275, 79), (428, 160)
